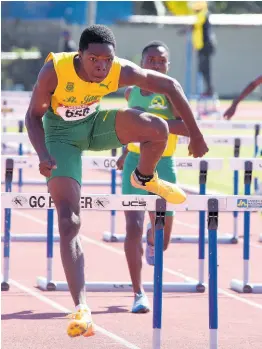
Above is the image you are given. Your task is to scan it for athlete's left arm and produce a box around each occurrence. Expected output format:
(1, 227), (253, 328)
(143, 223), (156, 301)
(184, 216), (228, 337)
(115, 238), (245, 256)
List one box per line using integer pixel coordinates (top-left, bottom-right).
(119, 59), (202, 140)
(166, 120), (189, 136)
(224, 75), (262, 119)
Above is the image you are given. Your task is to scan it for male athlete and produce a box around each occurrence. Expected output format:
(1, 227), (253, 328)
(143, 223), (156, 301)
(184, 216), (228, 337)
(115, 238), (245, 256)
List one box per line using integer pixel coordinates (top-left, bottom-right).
(117, 41), (189, 313)
(25, 25), (208, 338)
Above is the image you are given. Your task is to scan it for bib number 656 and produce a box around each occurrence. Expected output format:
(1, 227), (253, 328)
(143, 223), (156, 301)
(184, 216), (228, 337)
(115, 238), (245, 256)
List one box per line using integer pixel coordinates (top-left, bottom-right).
(65, 107), (90, 118)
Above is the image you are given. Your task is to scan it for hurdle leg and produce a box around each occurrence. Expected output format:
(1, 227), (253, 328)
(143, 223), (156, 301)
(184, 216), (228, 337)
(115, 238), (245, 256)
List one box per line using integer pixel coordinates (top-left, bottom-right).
(208, 199), (219, 349)
(103, 149), (118, 242)
(18, 121), (24, 193)
(231, 138), (240, 243)
(253, 124), (260, 193)
(232, 170), (239, 242)
(231, 161), (253, 293)
(152, 199), (166, 349)
(46, 209), (56, 290)
(1, 159), (14, 291)
(198, 161), (207, 291)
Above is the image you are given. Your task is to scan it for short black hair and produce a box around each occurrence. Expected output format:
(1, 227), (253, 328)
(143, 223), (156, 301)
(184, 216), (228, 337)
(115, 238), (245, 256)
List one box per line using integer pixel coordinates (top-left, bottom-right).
(79, 25), (116, 51)
(142, 41), (170, 58)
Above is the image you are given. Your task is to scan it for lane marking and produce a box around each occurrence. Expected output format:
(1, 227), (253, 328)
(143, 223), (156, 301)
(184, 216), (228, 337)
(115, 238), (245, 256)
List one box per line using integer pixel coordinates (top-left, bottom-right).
(13, 211), (262, 310)
(9, 279), (142, 349)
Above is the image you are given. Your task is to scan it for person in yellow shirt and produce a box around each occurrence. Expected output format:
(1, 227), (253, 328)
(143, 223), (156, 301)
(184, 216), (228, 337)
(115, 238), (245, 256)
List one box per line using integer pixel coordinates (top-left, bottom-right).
(191, 1), (216, 96)
(117, 41), (189, 313)
(25, 25), (208, 338)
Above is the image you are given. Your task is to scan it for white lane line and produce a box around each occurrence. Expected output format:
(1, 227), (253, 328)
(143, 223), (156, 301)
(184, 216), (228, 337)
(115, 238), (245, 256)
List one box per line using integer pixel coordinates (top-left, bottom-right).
(9, 279), (142, 349)
(13, 211), (262, 310)
(175, 219), (262, 249)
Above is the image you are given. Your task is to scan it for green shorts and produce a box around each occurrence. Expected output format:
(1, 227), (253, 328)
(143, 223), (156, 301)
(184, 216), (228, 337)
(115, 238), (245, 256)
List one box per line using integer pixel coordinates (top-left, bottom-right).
(122, 152), (177, 216)
(43, 109), (123, 185)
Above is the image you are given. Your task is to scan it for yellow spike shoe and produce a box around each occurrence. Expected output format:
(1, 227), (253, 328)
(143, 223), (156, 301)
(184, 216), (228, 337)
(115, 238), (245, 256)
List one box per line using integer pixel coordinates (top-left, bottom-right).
(67, 308), (95, 338)
(131, 171), (187, 204)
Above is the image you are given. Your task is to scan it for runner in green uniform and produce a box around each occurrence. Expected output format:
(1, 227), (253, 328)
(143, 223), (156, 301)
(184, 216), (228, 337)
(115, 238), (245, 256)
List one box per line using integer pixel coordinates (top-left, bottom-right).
(117, 41), (189, 313)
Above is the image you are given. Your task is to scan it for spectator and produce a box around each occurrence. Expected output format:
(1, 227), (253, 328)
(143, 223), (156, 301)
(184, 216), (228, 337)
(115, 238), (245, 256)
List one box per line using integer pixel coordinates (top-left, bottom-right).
(62, 30), (77, 52)
(191, 1), (216, 96)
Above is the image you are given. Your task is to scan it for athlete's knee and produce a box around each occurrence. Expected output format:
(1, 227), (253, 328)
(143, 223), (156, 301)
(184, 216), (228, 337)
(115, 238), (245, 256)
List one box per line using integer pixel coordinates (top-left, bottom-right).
(125, 218), (144, 240)
(57, 206), (81, 238)
(148, 115), (168, 142)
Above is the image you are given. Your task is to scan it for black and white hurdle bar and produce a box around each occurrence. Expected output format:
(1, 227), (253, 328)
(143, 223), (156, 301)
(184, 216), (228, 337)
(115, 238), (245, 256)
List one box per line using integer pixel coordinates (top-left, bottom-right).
(2, 189), (261, 293)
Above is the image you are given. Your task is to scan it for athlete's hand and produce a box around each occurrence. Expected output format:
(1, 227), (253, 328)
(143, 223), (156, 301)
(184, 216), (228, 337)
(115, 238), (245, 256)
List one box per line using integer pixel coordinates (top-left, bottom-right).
(223, 104), (237, 120)
(188, 134), (209, 158)
(39, 156), (57, 177)
(116, 154), (127, 170)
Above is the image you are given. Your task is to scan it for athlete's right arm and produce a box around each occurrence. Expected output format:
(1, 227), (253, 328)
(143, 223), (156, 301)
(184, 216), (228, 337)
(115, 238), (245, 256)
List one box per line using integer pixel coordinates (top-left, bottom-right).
(25, 61), (58, 176)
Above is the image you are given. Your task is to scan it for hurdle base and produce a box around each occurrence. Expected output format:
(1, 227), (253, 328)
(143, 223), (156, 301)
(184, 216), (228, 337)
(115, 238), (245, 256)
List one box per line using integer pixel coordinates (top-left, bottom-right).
(230, 279), (262, 294)
(103, 232), (238, 244)
(37, 277), (205, 293)
(1, 234), (60, 242)
(1, 281), (10, 291)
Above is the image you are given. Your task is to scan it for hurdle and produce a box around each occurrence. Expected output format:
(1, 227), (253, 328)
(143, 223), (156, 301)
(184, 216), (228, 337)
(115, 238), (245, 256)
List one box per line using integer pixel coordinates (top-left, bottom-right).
(230, 159), (262, 294)
(0, 155), (120, 242)
(2, 193), (261, 349)
(1, 146), (121, 188)
(195, 94), (221, 120)
(198, 120), (262, 194)
(103, 134), (259, 242)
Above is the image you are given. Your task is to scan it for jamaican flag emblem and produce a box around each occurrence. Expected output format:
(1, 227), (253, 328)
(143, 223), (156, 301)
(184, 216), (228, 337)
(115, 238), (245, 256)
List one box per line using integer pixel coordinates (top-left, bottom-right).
(65, 82), (74, 92)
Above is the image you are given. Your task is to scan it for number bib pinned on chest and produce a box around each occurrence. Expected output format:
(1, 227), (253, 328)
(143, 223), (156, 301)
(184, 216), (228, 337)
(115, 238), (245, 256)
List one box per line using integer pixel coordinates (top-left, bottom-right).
(56, 102), (99, 121)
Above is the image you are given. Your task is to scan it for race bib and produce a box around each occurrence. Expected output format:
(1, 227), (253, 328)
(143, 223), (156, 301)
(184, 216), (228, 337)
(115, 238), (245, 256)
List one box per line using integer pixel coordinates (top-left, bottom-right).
(57, 102), (99, 121)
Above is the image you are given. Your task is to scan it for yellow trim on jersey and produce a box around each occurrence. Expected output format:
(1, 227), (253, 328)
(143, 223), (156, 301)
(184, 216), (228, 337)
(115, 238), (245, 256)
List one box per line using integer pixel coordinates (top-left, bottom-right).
(45, 52), (121, 116)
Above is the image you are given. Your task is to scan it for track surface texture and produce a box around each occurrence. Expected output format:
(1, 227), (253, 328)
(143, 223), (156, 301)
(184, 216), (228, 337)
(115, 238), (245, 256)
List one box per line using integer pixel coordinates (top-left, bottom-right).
(2, 101), (262, 349)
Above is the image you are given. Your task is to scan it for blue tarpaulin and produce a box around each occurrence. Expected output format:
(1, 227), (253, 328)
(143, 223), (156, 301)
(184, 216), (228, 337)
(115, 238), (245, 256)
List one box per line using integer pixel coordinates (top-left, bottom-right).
(1, 1), (133, 25)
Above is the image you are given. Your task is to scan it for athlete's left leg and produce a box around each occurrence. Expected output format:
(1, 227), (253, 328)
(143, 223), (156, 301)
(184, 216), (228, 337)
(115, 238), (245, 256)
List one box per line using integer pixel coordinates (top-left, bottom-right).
(89, 108), (186, 205)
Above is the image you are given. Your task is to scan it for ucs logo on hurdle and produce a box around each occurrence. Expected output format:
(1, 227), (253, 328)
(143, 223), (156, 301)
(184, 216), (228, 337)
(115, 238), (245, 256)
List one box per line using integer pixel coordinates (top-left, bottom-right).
(237, 199), (262, 209)
(11, 195), (110, 209)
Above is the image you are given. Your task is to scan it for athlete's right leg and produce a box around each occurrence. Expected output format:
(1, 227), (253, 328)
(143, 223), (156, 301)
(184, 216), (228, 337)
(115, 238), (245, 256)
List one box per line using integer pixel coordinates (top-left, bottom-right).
(46, 141), (94, 338)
